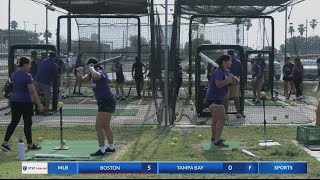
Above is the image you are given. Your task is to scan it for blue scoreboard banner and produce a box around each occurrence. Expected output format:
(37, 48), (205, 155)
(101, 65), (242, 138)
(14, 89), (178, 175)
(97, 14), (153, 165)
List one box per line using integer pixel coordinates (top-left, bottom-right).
(21, 161), (307, 174)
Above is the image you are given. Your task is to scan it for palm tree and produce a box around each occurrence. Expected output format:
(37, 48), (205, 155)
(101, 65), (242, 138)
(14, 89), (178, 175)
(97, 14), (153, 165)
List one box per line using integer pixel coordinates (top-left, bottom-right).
(310, 19), (318, 36)
(43, 30), (52, 39)
(200, 17), (208, 39)
(10, 21), (18, 30)
(244, 19), (252, 46)
(297, 24), (305, 36)
(289, 23), (295, 37)
(244, 19), (252, 31)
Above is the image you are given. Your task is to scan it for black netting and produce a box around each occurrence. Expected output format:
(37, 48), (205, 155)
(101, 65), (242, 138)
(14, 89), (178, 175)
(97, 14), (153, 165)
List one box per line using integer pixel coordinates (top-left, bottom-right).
(48, 0), (148, 14)
(54, 15), (161, 126)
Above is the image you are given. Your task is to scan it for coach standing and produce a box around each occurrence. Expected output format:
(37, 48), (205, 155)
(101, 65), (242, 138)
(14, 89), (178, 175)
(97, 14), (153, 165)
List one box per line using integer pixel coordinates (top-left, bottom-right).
(1, 57), (44, 152)
(34, 52), (59, 114)
(225, 49), (243, 118)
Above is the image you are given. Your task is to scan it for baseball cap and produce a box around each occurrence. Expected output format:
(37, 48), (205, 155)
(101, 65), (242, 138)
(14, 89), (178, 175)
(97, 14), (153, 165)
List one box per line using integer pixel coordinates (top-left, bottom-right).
(227, 49), (237, 56)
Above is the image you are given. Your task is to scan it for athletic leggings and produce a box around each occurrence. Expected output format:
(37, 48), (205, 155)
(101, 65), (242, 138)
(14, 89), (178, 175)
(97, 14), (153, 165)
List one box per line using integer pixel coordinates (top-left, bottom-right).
(4, 101), (34, 144)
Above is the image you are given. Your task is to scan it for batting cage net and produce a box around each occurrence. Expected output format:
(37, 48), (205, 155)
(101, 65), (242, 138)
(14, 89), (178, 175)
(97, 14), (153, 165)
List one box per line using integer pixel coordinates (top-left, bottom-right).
(0, 44), (57, 125)
(0, 1), (317, 127)
(172, 14), (314, 126)
(53, 14), (163, 126)
(0, 11), (168, 126)
(273, 15), (320, 125)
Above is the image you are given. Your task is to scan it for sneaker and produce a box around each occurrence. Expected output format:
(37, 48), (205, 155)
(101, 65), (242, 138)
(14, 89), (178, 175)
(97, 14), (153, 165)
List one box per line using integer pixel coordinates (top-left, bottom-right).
(1, 143), (11, 152)
(236, 113), (241, 118)
(90, 149), (106, 156)
(27, 144), (41, 151)
(115, 96), (120, 100)
(296, 96), (304, 100)
(252, 98), (256, 103)
(120, 97), (126, 100)
(105, 147), (116, 153)
(78, 92), (84, 96)
(211, 138), (225, 143)
(255, 100), (261, 104)
(213, 141), (229, 148)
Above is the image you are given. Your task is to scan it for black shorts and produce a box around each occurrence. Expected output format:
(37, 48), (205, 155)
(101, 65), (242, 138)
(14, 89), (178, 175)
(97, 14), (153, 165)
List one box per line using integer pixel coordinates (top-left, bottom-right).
(97, 95), (116, 113)
(134, 75), (144, 82)
(116, 75), (125, 84)
(207, 100), (224, 105)
(283, 75), (293, 81)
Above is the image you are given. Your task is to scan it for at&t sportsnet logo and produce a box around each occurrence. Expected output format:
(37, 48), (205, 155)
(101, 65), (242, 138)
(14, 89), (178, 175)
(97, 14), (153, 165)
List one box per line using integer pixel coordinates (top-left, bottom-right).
(21, 162), (48, 174)
(22, 166), (27, 171)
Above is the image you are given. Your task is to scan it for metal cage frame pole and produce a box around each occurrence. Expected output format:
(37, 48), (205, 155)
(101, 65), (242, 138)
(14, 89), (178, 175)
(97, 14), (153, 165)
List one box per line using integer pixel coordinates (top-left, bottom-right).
(8, 0), (11, 47)
(164, 0), (169, 126)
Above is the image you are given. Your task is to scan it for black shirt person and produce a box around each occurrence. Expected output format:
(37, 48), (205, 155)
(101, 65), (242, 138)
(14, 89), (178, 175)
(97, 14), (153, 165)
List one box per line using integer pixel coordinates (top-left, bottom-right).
(282, 57), (295, 99)
(175, 58), (183, 96)
(30, 51), (38, 78)
(131, 57), (147, 98)
(73, 53), (84, 95)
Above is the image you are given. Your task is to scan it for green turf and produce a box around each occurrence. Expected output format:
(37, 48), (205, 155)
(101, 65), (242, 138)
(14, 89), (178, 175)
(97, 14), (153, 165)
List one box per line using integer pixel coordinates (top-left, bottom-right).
(201, 140), (241, 151)
(244, 99), (289, 106)
(53, 108), (138, 116)
(184, 100), (195, 105)
(1, 126), (320, 178)
(24, 140), (109, 161)
(60, 97), (148, 105)
(61, 98), (96, 104)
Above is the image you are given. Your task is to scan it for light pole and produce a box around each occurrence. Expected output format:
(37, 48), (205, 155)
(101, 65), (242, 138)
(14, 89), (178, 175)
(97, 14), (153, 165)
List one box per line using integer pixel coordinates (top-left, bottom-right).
(23, 21), (28, 31)
(45, 5), (56, 44)
(34, 24), (38, 33)
(0, 31), (2, 53)
(8, 0), (11, 46)
(285, 7), (288, 57)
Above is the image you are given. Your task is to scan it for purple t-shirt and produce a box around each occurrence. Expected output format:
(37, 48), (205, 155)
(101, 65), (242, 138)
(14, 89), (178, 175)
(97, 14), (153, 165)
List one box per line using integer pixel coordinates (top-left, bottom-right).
(206, 67), (229, 101)
(89, 69), (113, 102)
(35, 58), (58, 85)
(293, 64), (303, 80)
(229, 57), (243, 77)
(11, 70), (33, 102)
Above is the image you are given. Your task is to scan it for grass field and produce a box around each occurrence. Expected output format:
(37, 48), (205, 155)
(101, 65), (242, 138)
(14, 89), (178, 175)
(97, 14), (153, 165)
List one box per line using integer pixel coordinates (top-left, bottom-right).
(0, 125), (320, 179)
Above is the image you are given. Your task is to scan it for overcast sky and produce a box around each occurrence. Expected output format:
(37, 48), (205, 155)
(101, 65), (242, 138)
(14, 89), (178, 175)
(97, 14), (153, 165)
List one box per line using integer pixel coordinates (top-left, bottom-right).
(0, 0), (320, 49)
